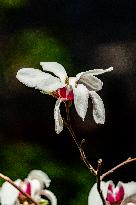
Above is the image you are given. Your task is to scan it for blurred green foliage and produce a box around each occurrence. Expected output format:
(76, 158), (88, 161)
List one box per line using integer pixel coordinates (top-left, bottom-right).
(0, 0), (28, 8)
(0, 143), (95, 205)
(2, 30), (73, 90)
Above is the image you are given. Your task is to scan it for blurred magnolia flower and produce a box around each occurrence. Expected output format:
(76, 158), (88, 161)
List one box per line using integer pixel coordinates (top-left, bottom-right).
(88, 180), (136, 205)
(16, 62), (113, 134)
(0, 170), (57, 205)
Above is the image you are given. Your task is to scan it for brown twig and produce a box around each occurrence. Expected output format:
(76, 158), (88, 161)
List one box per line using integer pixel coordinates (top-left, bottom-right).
(0, 173), (39, 205)
(96, 159), (107, 205)
(80, 139), (97, 176)
(64, 102), (106, 204)
(101, 157), (136, 180)
(64, 102), (96, 175)
(64, 102), (136, 205)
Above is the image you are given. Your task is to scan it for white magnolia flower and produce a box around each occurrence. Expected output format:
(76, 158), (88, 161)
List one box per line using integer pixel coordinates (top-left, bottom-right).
(0, 170), (57, 205)
(16, 62), (113, 134)
(88, 181), (136, 205)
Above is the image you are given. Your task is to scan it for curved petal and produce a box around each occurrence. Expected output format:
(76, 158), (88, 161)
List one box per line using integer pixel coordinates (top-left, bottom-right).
(16, 68), (64, 92)
(0, 179), (21, 205)
(76, 67), (113, 79)
(54, 99), (63, 134)
(77, 74), (103, 91)
(40, 62), (68, 83)
(28, 179), (41, 201)
(88, 181), (112, 205)
(89, 91), (105, 124)
(28, 170), (51, 188)
(41, 190), (57, 205)
(73, 84), (89, 120)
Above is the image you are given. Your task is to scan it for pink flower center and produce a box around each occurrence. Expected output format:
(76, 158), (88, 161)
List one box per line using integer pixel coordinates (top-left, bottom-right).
(19, 181), (31, 197)
(56, 87), (74, 101)
(106, 182), (124, 205)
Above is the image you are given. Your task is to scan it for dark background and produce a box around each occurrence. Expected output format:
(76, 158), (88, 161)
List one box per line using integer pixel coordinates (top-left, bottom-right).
(0, 0), (136, 204)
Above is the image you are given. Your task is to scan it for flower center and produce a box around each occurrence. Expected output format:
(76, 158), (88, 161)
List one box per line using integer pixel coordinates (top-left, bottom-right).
(106, 182), (124, 205)
(18, 181), (31, 203)
(56, 86), (74, 101)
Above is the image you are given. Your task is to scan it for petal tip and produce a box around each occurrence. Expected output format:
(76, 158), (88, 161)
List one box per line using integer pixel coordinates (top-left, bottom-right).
(107, 67), (113, 72)
(95, 119), (105, 124)
(55, 124), (63, 134)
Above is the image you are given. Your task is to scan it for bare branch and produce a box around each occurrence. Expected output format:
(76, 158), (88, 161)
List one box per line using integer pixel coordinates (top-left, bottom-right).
(96, 159), (107, 205)
(65, 102), (96, 176)
(101, 157), (136, 180)
(80, 139), (97, 176)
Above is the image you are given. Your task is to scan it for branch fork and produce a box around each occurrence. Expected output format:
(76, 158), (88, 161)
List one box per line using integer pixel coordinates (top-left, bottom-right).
(65, 102), (136, 205)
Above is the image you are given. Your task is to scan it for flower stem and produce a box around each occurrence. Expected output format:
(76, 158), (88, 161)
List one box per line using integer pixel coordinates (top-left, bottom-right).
(0, 173), (39, 205)
(64, 102), (106, 204)
(65, 102), (96, 175)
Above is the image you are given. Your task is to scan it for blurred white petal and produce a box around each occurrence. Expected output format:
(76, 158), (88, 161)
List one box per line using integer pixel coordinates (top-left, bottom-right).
(41, 190), (57, 205)
(121, 194), (136, 205)
(77, 67), (113, 79)
(16, 68), (64, 92)
(77, 74), (103, 91)
(122, 182), (136, 199)
(40, 62), (68, 83)
(89, 91), (105, 124)
(54, 99), (63, 134)
(0, 179), (21, 205)
(73, 84), (89, 120)
(88, 181), (111, 205)
(28, 170), (51, 189)
(28, 179), (41, 200)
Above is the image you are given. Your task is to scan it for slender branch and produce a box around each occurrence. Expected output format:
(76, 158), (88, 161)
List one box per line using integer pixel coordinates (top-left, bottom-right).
(0, 173), (39, 205)
(65, 102), (106, 204)
(101, 157), (136, 180)
(80, 139), (97, 175)
(96, 159), (107, 205)
(65, 102), (96, 176)
(65, 102), (136, 205)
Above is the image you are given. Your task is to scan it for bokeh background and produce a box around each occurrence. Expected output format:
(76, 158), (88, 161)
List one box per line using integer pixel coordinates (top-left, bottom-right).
(0, 0), (136, 204)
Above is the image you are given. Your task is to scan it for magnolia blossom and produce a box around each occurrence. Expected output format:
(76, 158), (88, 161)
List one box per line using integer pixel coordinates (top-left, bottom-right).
(0, 170), (57, 205)
(16, 62), (113, 134)
(88, 181), (136, 205)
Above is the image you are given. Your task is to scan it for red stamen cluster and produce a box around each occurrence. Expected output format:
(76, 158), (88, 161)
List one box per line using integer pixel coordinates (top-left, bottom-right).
(19, 181), (31, 203)
(106, 182), (124, 205)
(56, 87), (74, 101)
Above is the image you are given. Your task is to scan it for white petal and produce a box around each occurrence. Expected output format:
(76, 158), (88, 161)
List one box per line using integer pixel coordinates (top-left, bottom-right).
(89, 91), (105, 124)
(0, 179), (21, 205)
(40, 62), (68, 83)
(73, 84), (89, 120)
(41, 190), (57, 205)
(28, 179), (41, 200)
(121, 182), (136, 199)
(27, 170), (51, 189)
(121, 195), (136, 205)
(16, 68), (64, 92)
(54, 99), (63, 134)
(76, 67), (113, 79)
(77, 74), (103, 91)
(88, 181), (111, 205)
